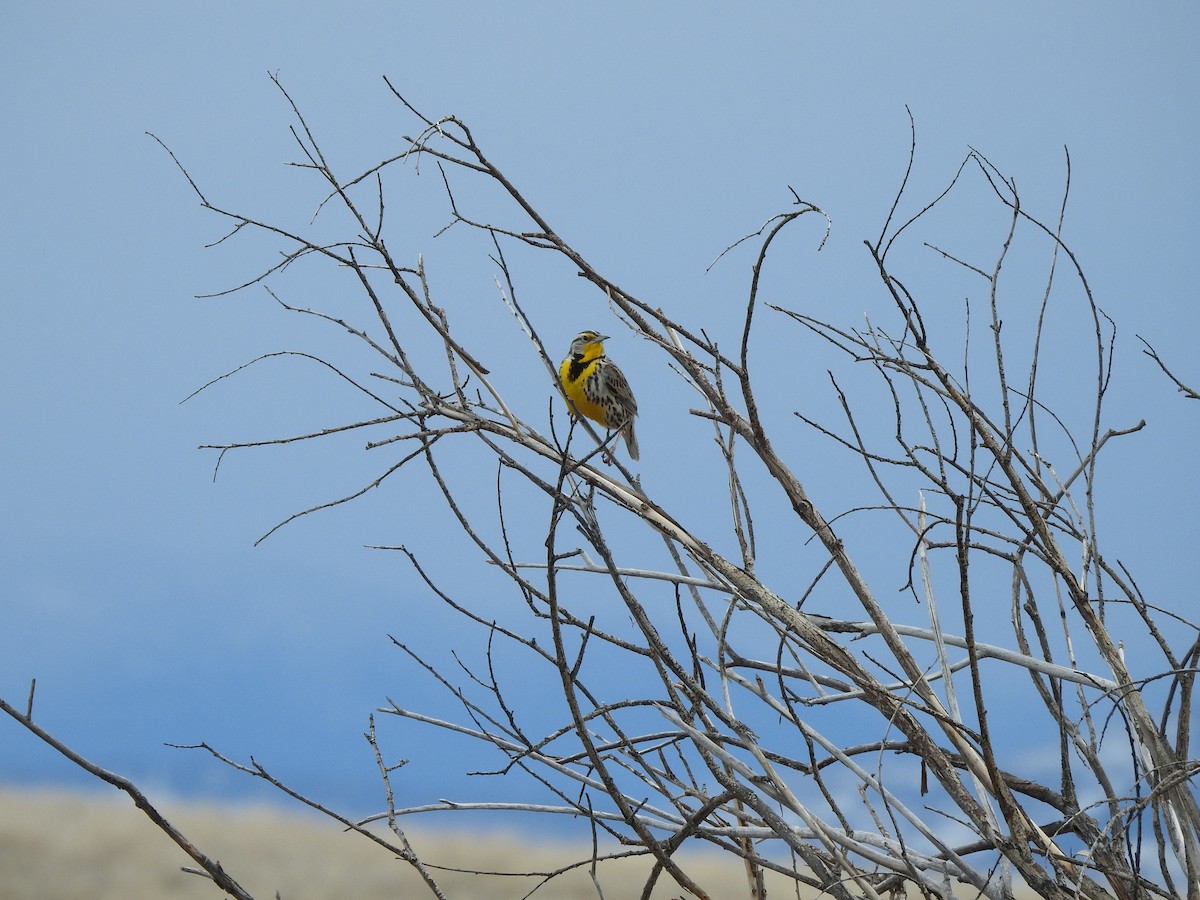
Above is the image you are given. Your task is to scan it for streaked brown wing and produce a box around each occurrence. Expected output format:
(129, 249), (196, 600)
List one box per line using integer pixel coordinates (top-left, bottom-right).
(604, 361), (638, 419)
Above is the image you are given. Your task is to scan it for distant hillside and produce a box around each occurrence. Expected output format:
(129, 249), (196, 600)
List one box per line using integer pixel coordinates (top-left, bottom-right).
(3, 785), (1047, 898)
(0, 785), (805, 899)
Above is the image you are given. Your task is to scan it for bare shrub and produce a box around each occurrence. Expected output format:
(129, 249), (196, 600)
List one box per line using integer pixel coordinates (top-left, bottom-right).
(6, 77), (1197, 899)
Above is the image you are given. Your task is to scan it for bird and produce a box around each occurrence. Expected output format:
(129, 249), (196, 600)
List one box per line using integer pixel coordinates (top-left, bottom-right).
(558, 330), (640, 460)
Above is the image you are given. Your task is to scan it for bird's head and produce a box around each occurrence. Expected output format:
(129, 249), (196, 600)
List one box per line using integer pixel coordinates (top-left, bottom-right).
(569, 330), (609, 360)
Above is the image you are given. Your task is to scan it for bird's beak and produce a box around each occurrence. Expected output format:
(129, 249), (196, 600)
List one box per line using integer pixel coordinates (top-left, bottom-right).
(592, 334), (610, 343)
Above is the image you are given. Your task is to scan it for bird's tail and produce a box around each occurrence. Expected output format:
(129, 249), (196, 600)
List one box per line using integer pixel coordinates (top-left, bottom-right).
(623, 421), (640, 461)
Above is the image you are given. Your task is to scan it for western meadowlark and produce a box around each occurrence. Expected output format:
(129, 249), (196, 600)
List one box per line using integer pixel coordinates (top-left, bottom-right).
(558, 330), (640, 460)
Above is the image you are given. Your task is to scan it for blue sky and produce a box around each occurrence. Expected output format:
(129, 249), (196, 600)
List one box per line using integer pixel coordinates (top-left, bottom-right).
(3, 1), (1198, 831)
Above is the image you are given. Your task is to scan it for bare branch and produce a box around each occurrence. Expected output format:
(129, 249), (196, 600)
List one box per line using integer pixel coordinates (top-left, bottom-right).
(1, 694), (255, 900)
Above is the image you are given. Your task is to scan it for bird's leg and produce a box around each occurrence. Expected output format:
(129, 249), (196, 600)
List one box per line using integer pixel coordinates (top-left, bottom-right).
(600, 430), (621, 465)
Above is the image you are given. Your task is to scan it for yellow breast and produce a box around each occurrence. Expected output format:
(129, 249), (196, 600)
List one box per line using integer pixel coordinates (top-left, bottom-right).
(559, 356), (610, 426)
